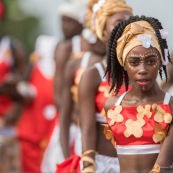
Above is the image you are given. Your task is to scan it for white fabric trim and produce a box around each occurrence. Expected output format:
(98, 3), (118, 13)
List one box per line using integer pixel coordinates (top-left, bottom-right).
(163, 92), (171, 104)
(71, 124), (82, 156)
(167, 86), (173, 95)
(41, 124), (65, 173)
(96, 113), (107, 123)
(80, 52), (91, 68)
(117, 144), (161, 155)
(72, 35), (81, 53)
(95, 154), (120, 173)
(95, 63), (106, 82)
(80, 154), (120, 173)
(0, 36), (13, 65)
(35, 35), (58, 79)
(115, 92), (171, 106)
(115, 91), (128, 106)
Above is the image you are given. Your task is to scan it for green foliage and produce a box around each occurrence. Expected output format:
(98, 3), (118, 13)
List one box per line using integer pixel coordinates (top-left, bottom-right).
(0, 0), (41, 58)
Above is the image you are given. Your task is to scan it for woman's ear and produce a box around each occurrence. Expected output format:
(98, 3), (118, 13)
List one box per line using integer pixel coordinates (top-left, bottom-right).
(102, 30), (108, 44)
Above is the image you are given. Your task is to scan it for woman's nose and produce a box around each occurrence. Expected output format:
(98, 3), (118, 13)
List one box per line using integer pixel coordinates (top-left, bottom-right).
(138, 63), (148, 75)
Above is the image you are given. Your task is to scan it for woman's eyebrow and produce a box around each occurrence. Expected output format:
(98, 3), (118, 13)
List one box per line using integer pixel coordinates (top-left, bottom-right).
(128, 54), (157, 59)
(128, 55), (140, 59)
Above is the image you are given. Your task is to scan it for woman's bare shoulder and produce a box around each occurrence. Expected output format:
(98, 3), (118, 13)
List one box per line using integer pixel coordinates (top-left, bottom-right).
(104, 95), (119, 113)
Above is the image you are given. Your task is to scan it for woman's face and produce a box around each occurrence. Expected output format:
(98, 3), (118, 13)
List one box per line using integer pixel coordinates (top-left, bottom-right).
(61, 15), (83, 39)
(124, 45), (161, 91)
(102, 11), (131, 44)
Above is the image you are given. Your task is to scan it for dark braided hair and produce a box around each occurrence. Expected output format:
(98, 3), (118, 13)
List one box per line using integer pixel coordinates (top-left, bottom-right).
(106, 15), (171, 95)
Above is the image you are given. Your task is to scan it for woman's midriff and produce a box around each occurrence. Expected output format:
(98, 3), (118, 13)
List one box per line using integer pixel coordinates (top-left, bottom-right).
(96, 122), (117, 157)
(118, 153), (158, 173)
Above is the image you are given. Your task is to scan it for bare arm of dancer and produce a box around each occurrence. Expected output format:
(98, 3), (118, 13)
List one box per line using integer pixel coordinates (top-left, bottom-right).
(78, 67), (100, 167)
(152, 97), (173, 172)
(59, 58), (78, 158)
(54, 41), (72, 110)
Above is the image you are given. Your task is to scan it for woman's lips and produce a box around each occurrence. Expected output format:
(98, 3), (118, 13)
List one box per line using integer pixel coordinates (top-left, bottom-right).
(136, 80), (149, 86)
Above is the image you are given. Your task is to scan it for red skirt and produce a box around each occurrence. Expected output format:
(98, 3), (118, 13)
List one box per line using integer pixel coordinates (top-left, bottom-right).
(55, 155), (81, 173)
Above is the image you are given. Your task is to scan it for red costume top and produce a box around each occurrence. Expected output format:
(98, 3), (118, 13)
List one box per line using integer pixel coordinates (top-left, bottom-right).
(17, 66), (58, 173)
(55, 62), (129, 173)
(17, 35), (59, 173)
(95, 62), (128, 123)
(106, 91), (172, 155)
(71, 52), (91, 103)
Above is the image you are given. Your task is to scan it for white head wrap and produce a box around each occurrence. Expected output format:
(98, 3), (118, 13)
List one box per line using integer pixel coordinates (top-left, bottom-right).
(57, 0), (88, 24)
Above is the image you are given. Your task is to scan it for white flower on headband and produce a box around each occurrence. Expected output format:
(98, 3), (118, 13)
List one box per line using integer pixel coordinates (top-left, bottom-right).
(92, 0), (105, 13)
(92, 0), (105, 26)
(137, 34), (155, 48)
(159, 29), (168, 39)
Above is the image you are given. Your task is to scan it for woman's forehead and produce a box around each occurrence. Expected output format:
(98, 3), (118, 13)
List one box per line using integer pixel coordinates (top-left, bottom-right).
(127, 45), (160, 56)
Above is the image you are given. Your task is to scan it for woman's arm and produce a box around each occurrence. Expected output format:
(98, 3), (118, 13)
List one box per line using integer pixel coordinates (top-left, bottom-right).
(78, 66), (100, 169)
(151, 97), (173, 172)
(59, 58), (79, 158)
(54, 41), (72, 110)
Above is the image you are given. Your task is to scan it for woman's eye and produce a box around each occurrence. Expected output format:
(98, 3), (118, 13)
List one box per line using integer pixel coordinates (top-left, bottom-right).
(146, 59), (156, 65)
(130, 61), (139, 66)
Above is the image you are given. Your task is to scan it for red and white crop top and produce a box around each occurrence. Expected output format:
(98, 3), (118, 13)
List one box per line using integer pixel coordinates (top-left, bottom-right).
(106, 91), (172, 155)
(95, 62), (110, 123)
(71, 52), (91, 103)
(95, 62), (128, 123)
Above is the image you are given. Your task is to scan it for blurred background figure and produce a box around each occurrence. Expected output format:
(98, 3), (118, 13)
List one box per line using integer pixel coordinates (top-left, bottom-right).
(57, 0), (86, 40)
(54, 0), (92, 164)
(16, 35), (60, 173)
(79, 0), (133, 172)
(57, 0), (106, 168)
(0, 36), (26, 126)
(0, 0), (26, 127)
(0, 1), (26, 172)
(54, 0), (89, 111)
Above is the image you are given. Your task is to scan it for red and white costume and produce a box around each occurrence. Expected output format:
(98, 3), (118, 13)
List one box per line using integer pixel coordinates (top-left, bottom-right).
(91, 62), (121, 173)
(17, 35), (63, 173)
(55, 52), (91, 173)
(106, 91), (172, 155)
(70, 51), (91, 156)
(56, 61), (127, 173)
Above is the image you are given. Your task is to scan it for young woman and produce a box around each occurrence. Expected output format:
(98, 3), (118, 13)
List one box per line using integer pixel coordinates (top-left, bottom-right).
(104, 15), (173, 173)
(78, 0), (133, 172)
(17, 35), (60, 173)
(54, 0), (89, 111)
(58, 0), (105, 163)
(59, 26), (106, 159)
